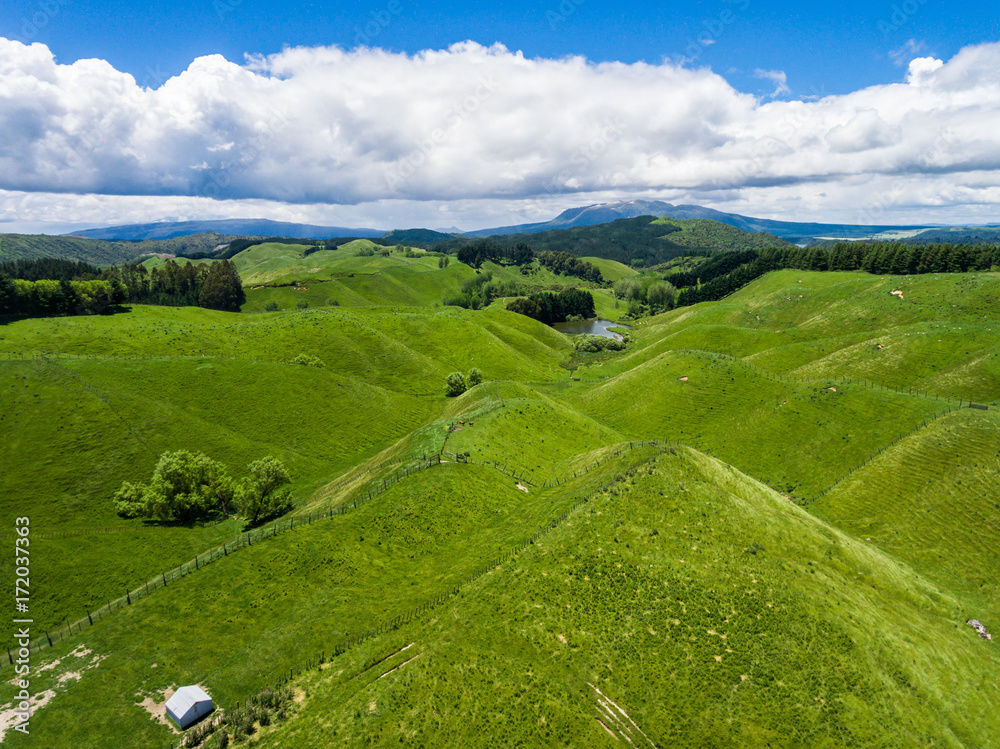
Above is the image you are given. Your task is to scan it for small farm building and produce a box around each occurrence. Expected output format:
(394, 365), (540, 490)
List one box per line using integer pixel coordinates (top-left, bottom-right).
(166, 685), (214, 729)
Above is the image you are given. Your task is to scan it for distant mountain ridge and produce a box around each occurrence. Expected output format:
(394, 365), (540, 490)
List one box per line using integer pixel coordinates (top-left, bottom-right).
(60, 200), (995, 251)
(67, 218), (384, 241)
(465, 200), (940, 241)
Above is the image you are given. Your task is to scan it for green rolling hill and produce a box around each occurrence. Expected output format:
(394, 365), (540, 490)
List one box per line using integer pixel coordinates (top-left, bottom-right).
(1, 264), (998, 748)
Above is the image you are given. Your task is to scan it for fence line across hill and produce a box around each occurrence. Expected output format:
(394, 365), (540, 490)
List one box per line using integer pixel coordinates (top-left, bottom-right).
(2, 435), (670, 666)
(155, 446), (668, 749)
(587, 347), (991, 409)
(3, 454), (446, 664)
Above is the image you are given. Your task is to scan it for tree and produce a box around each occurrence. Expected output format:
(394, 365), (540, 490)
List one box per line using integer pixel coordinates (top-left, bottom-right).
(467, 367), (484, 387)
(614, 277), (643, 301)
(0, 274), (16, 315)
(438, 256), (450, 269)
(646, 281), (676, 312)
(198, 260), (246, 311)
(236, 456), (292, 525)
(445, 372), (466, 397)
(113, 450), (236, 522)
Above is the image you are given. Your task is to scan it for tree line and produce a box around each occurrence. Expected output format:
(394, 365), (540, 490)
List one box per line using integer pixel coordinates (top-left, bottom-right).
(674, 242), (1000, 307)
(505, 288), (595, 324)
(0, 257), (246, 318)
(536, 251), (604, 283)
(456, 240), (535, 269)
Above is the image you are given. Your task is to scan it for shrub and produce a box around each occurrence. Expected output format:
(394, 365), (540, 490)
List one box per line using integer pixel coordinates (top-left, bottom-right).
(574, 335), (626, 353)
(467, 367), (484, 387)
(296, 299), (309, 309)
(264, 300), (280, 312)
(289, 353), (324, 367)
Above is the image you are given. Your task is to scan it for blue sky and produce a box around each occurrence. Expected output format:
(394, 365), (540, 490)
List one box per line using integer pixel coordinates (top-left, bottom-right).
(1, 1), (1000, 232)
(3, 0), (996, 95)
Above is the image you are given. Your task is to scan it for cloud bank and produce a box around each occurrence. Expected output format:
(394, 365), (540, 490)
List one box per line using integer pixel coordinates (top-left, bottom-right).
(2, 37), (1000, 228)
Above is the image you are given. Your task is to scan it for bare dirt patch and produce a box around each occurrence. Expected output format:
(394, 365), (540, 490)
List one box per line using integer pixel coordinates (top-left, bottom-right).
(678, 376), (689, 382)
(138, 686), (179, 732)
(516, 483), (529, 493)
(891, 289), (904, 299)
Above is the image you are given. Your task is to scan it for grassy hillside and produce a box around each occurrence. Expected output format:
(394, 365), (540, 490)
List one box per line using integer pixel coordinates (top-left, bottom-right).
(624, 269), (1000, 401)
(0, 304), (572, 640)
(185, 450), (1000, 748)
(579, 256), (638, 282)
(1, 264), (998, 748)
(811, 407), (1000, 623)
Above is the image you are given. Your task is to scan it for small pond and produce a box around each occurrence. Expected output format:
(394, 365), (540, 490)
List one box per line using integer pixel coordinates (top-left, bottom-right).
(551, 318), (633, 341)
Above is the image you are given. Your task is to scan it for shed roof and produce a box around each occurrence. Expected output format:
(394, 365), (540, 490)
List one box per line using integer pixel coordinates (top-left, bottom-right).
(166, 685), (212, 716)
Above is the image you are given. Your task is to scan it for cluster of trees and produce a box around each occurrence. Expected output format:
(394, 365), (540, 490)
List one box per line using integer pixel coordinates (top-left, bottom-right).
(536, 251), (603, 283)
(672, 242), (1000, 308)
(114, 451), (292, 526)
(0, 258), (102, 282)
(445, 367), (484, 397)
(456, 241), (534, 269)
(666, 249), (759, 289)
(0, 258), (246, 318)
(0, 276), (127, 317)
(443, 271), (524, 310)
(574, 334), (626, 353)
(505, 288), (595, 324)
(826, 241), (999, 274)
(109, 259), (245, 311)
(612, 276), (677, 316)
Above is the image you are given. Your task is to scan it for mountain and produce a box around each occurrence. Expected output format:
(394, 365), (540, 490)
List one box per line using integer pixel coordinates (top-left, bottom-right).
(379, 228), (457, 245)
(436, 215), (793, 266)
(466, 199), (939, 242)
(67, 218), (385, 241)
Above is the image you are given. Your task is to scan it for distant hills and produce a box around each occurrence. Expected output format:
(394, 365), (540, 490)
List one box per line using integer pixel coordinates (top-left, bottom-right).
(436, 215), (793, 266)
(62, 200), (958, 246)
(0, 199), (986, 267)
(464, 199), (939, 242)
(68, 218), (384, 241)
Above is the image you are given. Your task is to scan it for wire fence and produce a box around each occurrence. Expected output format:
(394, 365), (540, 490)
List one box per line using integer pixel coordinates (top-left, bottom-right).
(154, 445), (666, 749)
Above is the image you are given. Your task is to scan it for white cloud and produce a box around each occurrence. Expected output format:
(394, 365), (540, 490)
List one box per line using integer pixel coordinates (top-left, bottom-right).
(889, 39), (927, 67)
(2, 38), (1000, 230)
(753, 68), (790, 98)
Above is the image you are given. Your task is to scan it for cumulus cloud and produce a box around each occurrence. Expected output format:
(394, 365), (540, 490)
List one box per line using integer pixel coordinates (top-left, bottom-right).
(2, 37), (1000, 228)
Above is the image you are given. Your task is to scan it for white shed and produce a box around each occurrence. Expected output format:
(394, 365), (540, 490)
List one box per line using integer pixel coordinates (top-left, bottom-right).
(166, 685), (214, 729)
